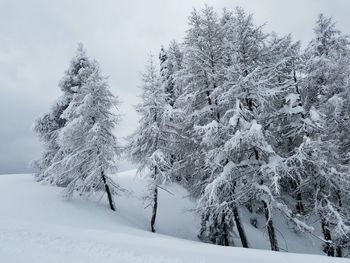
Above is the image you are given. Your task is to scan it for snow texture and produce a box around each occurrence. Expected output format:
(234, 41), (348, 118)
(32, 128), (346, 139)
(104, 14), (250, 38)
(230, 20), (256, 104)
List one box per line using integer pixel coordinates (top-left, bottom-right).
(0, 172), (348, 263)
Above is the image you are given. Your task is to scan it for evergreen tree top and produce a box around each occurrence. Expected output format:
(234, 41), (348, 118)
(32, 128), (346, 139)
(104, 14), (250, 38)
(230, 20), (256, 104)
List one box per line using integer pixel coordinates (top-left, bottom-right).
(59, 43), (96, 95)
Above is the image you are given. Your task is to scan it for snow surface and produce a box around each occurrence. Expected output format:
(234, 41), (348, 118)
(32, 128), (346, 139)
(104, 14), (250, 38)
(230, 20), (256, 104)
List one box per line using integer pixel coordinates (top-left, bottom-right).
(0, 171), (347, 263)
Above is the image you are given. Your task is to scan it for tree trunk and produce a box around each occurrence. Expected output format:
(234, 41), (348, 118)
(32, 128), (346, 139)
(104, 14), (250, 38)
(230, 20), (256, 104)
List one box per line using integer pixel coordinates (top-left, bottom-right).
(221, 212), (230, 246)
(230, 179), (249, 248)
(150, 166), (159, 233)
(321, 217), (334, 256)
(296, 192), (305, 215)
(150, 185), (158, 233)
(335, 190), (343, 257)
(263, 201), (279, 251)
(289, 179), (305, 215)
(232, 205), (249, 248)
(336, 246), (342, 257)
(101, 171), (115, 211)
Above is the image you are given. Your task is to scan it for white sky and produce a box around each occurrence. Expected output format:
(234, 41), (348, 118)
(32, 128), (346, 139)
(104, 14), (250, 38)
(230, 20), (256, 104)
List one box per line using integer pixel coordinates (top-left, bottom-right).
(1, 0), (350, 173)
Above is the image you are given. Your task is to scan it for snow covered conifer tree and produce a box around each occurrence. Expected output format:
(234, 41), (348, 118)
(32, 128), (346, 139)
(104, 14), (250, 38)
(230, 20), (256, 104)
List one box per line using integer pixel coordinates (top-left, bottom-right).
(172, 7), (249, 246)
(39, 44), (121, 211)
(129, 56), (171, 232)
(59, 62), (120, 210)
(263, 34), (310, 217)
(158, 41), (185, 183)
(33, 43), (95, 186)
(295, 14), (350, 257)
(199, 8), (312, 251)
(175, 5), (224, 197)
(197, 7), (267, 248)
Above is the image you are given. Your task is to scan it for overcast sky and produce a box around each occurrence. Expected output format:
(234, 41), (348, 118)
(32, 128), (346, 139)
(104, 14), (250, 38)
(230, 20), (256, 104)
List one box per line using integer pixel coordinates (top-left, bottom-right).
(1, 0), (350, 174)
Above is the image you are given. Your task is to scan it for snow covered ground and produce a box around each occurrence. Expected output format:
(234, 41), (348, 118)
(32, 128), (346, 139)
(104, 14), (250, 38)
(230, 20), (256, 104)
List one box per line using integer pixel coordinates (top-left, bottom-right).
(0, 170), (347, 263)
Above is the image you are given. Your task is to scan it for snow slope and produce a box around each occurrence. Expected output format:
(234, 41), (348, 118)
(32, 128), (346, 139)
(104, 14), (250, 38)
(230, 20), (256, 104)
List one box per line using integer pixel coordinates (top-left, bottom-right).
(0, 171), (347, 263)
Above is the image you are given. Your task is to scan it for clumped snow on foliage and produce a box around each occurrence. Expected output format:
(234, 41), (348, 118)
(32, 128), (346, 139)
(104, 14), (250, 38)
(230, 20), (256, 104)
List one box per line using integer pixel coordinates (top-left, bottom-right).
(31, 5), (350, 261)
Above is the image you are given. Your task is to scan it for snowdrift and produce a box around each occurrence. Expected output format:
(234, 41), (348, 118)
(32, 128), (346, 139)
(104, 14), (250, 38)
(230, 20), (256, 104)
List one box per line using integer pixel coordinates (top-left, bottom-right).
(0, 171), (347, 263)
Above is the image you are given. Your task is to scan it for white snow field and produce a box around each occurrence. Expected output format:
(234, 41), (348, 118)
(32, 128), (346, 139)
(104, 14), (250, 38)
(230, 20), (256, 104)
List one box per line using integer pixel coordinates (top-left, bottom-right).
(0, 170), (347, 263)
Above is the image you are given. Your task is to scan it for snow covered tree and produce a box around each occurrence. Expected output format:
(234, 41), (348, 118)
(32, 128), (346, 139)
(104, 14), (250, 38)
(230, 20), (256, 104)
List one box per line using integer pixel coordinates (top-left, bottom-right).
(59, 61), (120, 210)
(37, 44), (121, 211)
(129, 56), (172, 232)
(296, 14), (350, 257)
(263, 34), (310, 217)
(196, 7), (267, 248)
(158, 42), (185, 183)
(198, 8), (313, 251)
(33, 44), (95, 186)
(335, 90), (350, 257)
(175, 5), (225, 197)
(169, 6), (252, 246)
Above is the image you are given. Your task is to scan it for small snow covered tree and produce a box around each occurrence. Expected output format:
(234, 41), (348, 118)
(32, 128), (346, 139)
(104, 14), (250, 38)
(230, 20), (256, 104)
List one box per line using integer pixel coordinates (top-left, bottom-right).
(33, 43), (95, 186)
(129, 56), (171, 232)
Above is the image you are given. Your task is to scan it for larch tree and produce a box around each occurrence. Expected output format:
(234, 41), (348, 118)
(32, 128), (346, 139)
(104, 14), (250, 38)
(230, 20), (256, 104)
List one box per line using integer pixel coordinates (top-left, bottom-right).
(176, 5), (224, 194)
(199, 8), (312, 251)
(33, 44), (96, 187)
(173, 6), (241, 246)
(197, 7), (268, 248)
(45, 44), (121, 211)
(129, 56), (171, 232)
(295, 14), (350, 256)
(158, 42), (184, 183)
